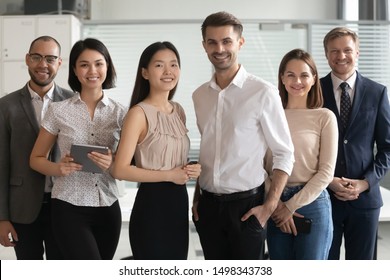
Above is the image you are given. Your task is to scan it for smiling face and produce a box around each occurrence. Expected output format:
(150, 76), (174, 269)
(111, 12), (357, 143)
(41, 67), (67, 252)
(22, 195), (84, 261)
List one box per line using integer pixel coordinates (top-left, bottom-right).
(142, 48), (180, 93)
(281, 59), (315, 102)
(202, 25), (244, 73)
(73, 49), (107, 91)
(325, 35), (359, 80)
(26, 39), (62, 91)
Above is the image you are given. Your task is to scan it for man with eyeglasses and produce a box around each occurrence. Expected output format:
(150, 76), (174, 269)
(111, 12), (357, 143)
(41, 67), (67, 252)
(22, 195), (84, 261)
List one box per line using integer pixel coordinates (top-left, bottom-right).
(0, 36), (74, 259)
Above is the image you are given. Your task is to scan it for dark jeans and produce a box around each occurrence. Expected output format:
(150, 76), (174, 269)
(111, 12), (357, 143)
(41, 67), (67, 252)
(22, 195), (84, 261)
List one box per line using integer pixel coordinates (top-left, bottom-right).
(194, 186), (266, 260)
(267, 189), (333, 259)
(13, 199), (63, 260)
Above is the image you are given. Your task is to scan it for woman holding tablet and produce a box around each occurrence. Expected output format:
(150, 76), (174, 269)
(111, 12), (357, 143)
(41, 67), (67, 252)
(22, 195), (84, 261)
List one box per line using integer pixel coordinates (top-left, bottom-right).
(30, 38), (126, 259)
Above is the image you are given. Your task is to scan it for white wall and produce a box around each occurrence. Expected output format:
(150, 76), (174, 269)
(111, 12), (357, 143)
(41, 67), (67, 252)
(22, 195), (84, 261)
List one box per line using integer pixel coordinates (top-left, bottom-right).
(0, 0), (338, 20)
(89, 0), (338, 21)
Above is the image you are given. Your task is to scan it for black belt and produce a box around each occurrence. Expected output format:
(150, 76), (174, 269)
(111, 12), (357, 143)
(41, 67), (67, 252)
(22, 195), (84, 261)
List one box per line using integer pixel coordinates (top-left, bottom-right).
(201, 184), (264, 202)
(42, 192), (51, 203)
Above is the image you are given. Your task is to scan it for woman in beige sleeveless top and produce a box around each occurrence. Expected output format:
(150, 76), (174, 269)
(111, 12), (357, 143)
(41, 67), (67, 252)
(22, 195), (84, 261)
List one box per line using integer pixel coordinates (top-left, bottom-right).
(111, 42), (201, 260)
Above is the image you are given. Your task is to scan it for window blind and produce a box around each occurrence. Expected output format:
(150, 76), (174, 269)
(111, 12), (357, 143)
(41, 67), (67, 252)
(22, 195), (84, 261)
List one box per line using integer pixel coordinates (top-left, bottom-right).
(83, 20), (390, 189)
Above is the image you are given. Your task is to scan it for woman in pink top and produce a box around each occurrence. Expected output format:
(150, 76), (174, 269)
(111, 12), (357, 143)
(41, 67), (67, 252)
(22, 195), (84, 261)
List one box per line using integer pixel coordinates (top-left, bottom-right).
(266, 49), (338, 259)
(111, 42), (201, 259)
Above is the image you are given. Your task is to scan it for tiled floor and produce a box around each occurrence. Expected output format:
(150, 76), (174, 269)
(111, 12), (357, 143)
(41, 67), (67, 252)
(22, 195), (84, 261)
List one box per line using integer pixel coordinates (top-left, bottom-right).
(1, 184), (390, 260)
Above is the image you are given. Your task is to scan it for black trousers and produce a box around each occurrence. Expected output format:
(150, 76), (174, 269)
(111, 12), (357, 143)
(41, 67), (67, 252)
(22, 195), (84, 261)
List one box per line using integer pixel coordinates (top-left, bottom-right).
(51, 199), (122, 260)
(194, 186), (266, 260)
(13, 199), (63, 260)
(328, 196), (380, 260)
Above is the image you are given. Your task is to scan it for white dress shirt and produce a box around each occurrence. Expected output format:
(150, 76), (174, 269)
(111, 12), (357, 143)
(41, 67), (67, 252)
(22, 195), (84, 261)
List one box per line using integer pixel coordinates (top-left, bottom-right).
(29, 83), (54, 193)
(193, 66), (294, 194)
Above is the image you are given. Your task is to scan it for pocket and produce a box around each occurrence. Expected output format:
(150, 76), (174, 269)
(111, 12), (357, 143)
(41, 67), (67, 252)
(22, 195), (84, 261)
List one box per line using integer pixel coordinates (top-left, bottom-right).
(246, 215), (264, 233)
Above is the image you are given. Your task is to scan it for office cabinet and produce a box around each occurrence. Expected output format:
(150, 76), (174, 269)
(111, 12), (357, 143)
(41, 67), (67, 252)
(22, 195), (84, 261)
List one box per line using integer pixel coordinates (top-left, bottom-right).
(2, 62), (29, 96)
(2, 17), (36, 61)
(36, 16), (81, 59)
(0, 15), (81, 97)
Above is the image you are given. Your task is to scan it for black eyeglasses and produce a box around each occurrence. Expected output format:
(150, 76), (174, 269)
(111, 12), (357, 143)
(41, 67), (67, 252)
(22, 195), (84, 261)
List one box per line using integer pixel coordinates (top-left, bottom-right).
(28, 53), (59, 64)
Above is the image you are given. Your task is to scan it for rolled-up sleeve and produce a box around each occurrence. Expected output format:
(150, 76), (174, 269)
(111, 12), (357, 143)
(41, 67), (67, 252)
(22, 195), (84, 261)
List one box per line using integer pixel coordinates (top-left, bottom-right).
(261, 90), (295, 176)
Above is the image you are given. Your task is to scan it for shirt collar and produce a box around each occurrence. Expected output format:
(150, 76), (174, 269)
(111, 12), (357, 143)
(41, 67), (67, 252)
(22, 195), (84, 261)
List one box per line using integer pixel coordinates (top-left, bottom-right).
(331, 71), (357, 91)
(73, 91), (110, 106)
(28, 82), (55, 101)
(209, 65), (247, 90)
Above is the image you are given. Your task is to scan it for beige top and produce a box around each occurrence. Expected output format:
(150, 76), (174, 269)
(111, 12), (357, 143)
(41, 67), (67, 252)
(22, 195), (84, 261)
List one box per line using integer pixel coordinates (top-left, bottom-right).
(134, 101), (190, 170)
(265, 108), (338, 213)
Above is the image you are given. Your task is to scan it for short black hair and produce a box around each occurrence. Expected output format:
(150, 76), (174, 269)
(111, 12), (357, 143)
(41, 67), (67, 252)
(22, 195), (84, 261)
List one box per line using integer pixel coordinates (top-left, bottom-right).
(201, 11), (243, 40)
(29, 35), (61, 55)
(68, 38), (116, 93)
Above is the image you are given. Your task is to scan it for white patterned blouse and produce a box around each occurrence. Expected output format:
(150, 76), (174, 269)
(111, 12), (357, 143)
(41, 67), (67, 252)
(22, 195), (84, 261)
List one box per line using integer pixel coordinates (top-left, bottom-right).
(42, 92), (127, 207)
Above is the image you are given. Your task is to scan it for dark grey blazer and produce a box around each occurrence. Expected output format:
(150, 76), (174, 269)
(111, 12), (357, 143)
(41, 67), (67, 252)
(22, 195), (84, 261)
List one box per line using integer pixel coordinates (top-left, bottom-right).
(0, 84), (74, 224)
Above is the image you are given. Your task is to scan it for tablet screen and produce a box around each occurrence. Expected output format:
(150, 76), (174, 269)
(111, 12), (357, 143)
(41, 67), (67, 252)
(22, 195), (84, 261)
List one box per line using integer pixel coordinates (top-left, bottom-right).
(70, 144), (109, 173)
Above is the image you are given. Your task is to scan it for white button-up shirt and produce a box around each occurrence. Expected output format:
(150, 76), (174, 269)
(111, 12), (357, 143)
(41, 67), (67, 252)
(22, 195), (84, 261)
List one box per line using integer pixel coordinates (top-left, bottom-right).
(193, 66), (294, 194)
(29, 83), (54, 193)
(42, 93), (127, 207)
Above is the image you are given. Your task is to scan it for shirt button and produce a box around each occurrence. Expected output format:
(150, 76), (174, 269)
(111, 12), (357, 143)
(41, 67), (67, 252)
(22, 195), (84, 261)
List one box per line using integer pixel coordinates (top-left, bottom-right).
(344, 139), (348, 144)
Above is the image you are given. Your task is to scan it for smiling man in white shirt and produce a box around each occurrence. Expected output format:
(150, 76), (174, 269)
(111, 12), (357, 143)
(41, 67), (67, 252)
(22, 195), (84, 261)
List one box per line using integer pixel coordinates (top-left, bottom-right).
(192, 11), (295, 260)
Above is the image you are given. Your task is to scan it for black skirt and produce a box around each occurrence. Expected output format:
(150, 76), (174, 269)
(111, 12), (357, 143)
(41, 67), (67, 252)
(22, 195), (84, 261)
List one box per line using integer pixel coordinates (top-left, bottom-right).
(129, 182), (189, 260)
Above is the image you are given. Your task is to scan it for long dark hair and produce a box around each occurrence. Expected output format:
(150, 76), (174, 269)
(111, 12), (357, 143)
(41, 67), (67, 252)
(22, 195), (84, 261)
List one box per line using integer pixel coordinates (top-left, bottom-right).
(129, 41), (181, 108)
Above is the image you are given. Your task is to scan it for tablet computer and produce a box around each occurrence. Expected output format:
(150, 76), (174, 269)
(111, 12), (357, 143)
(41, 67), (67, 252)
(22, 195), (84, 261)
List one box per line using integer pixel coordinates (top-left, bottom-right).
(70, 144), (109, 173)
